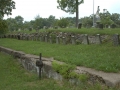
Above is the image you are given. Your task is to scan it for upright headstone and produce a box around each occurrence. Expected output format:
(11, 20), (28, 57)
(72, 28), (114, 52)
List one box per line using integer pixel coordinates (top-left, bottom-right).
(62, 37), (66, 45)
(95, 34), (102, 44)
(78, 23), (82, 29)
(56, 36), (60, 44)
(113, 34), (120, 46)
(42, 35), (45, 42)
(45, 35), (48, 42)
(31, 35), (33, 41)
(49, 36), (52, 43)
(82, 34), (89, 45)
(71, 35), (76, 44)
(40, 35), (42, 41)
(36, 35), (39, 41)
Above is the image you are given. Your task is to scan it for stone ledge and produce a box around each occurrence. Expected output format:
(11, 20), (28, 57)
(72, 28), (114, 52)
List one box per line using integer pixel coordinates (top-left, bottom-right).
(0, 46), (120, 88)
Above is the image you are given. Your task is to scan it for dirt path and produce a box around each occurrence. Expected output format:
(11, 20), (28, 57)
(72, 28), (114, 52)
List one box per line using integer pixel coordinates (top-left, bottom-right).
(17, 53), (120, 87)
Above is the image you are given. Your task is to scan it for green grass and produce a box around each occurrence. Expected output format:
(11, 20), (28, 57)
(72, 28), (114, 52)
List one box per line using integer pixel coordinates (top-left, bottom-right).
(9, 28), (120, 35)
(0, 52), (116, 90)
(0, 38), (120, 73)
(48, 28), (120, 35)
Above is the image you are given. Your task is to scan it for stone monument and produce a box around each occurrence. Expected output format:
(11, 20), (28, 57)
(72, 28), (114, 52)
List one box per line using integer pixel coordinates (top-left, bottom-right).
(95, 6), (101, 23)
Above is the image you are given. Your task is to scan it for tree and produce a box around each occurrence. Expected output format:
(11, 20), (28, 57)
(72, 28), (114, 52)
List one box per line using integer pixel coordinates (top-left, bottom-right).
(34, 16), (50, 30)
(57, 0), (84, 28)
(99, 11), (113, 27)
(57, 17), (69, 28)
(0, 19), (8, 35)
(0, 0), (15, 34)
(6, 18), (16, 31)
(111, 13), (120, 27)
(23, 21), (31, 30)
(15, 16), (24, 30)
(0, 0), (15, 17)
(48, 15), (56, 27)
(80, 16), (93, 27)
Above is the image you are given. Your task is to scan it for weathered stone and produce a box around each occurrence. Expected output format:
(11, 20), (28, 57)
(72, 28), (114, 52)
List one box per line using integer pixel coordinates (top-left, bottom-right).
(95, 34), (102, 44)
(45, 35), (48, 42)
(113, 34), (120, 46)
(1, 46), (120, 88)
(71, 35), (76, 44)
(39, 35), (41, 41)
(78, 23), (82, 29)
(56, 36), (60, 44)
(49, 36), (53, 44)
(62, 37), (66, 45)
(31, 35), (34, 41)
(82, 34), (89, 45)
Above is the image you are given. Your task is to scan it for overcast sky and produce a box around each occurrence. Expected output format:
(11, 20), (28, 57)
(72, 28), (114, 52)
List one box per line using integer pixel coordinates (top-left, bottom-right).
(4, 0), (120, 21)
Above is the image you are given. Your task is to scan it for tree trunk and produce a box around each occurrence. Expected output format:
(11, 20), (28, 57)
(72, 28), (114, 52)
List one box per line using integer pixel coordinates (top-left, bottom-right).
(76, 0), (79, 28)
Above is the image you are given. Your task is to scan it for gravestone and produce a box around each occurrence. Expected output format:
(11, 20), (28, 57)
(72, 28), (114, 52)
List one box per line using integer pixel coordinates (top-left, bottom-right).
(45, 35), (48, 42)
(95, 6), (101, 23)
(78, 23), (82, 29)
(62, 37), (66, 45)
(17, 34), (20, 40)
(42, 35), (45, 42)
(39, 35), (42, 41)
(56, 36), (60, 44)
(36, 35), (40, 41)
(95, 34), (102, 44)
(31, 35), (34, 41)
(113, 34), (120, 46)
(71, 35), (76, 44)
(82, 34), (89, 45)
(49, 36), (52, 43)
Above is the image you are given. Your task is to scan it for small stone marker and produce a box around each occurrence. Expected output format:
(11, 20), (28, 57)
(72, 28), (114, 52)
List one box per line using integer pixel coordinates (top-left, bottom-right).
(113, 34), (120, 46)
(56, 36), (60, 44)
(45, 35), (48, 42)
(95, 34), (102, 44)
(62, 37), (66, 44)
(49, 36), (52, 43)
(82, 34), (89, 45)
(71, 35), (76, 44)
(40, 35), (42, 41)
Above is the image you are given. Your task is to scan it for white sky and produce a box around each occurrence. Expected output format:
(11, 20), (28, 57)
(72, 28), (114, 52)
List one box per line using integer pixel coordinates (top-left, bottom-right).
(4, 0), (120, 21)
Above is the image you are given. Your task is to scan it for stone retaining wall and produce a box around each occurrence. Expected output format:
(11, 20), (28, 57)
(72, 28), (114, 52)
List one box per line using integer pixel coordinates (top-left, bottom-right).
(0, 46), (120, 88)
(0, 46), (63, 80)
(1, 32), (120, 46)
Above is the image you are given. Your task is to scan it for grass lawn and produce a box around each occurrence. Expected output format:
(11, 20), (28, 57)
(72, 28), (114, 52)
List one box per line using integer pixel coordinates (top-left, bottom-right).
(0, 52), (115, 90)
(0, 38), (120, 73)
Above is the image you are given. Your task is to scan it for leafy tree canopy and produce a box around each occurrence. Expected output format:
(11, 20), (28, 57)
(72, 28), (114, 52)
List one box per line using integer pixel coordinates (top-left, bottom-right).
(0, 19), (8, 35)
(0, 0), (15, 17)
(57, 0), (83, 14)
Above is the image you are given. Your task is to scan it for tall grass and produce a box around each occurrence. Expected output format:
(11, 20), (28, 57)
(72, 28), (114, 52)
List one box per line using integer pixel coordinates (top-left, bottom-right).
(0, 38), (120, 72)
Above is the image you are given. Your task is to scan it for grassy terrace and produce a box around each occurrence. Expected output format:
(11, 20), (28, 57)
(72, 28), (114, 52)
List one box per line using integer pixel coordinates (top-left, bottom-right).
(0, 37), (120, 73)
(10, 28), (120, 35)
(1, 52), (117, 90)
